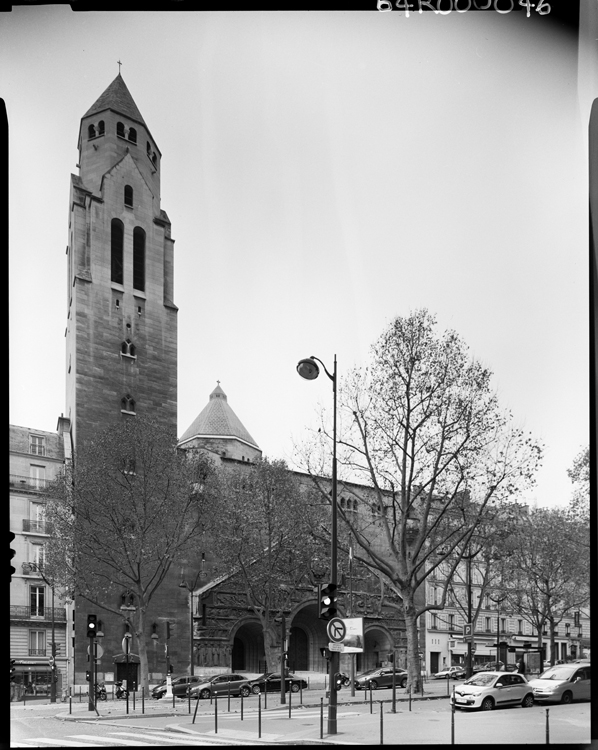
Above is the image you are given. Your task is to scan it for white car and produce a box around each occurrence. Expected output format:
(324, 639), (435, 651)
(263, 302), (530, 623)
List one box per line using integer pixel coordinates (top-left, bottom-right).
(450, 671), (534, 711)
(527, 664), (591, 704)
(433, 666), (465, 680)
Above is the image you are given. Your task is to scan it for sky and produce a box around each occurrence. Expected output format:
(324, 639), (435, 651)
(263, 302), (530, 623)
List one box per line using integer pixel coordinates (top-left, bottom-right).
(5, 6), (595, 511)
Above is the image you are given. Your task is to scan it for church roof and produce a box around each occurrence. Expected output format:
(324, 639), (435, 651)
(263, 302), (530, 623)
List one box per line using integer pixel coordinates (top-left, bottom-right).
(83, 74), (147, 127)
(179, 384), (260, 449)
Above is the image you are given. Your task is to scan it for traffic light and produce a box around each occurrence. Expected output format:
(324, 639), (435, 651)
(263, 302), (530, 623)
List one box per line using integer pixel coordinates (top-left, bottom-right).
(85, 671), (90, 682)
(10, 532), (16, 581)
(318, 583), (337, 620)
(86, 614), (98, 638)
(333, 673), (343, 691)
(320, 647), (331, 660)
(10, 659), (16, 681)
(168, 664), (174, 674)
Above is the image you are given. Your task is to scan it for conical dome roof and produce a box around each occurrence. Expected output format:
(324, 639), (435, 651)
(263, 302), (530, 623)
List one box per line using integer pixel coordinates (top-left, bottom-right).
(83, 74), (147, 127)
(179, 383), (260, 451)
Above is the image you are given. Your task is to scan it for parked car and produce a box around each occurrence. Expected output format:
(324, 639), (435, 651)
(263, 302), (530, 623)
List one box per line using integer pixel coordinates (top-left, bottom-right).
(433, 666), (466, 680)
(188, 674), (249, 699)
(151, 674), (204, 699)
(526, 664), (591, 704)
(450, 671), (534, 711)
(354, 667), (408, 690)
(241, 672), (308, 695)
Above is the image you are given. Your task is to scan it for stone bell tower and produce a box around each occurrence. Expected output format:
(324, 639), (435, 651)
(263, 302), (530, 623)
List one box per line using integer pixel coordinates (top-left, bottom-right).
(65, 73), (177, 451)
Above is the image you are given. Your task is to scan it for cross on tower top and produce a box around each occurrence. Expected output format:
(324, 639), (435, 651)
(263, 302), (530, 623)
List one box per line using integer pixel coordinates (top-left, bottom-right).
(117, 59), (122, 74)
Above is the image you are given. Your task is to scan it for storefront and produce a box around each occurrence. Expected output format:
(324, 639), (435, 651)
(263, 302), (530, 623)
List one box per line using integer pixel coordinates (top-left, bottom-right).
(11, 660), (62, 699)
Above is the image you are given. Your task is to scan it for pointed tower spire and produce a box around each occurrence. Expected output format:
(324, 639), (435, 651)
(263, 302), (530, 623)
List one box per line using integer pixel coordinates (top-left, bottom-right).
(83, 73), (146, 127)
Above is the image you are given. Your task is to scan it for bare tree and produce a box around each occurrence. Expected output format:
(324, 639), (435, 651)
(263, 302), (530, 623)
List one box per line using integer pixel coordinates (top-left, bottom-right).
(299, 310), (543, 690)
(43, 417), (217, 695)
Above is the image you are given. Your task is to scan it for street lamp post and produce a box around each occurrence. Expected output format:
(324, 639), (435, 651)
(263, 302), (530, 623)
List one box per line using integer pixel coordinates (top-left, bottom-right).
(297, 354), (338, 735)
(179, 564), (204, 677)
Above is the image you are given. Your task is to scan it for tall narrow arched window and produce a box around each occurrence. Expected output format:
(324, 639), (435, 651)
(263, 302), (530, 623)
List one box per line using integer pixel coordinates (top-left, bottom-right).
(124, 185), (133, 207)
(117, 121), (125, 138)
(133, 227), (145, 292)
(88, 124), (96, 139)
(128, 127), (137, 144)
(98, 120), (105, 135)
(111, 219), (124, 285)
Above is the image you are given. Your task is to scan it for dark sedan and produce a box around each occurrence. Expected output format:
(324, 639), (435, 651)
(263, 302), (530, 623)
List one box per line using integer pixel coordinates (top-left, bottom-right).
(188, 674), (249, 699)
(354, 667), (408, 690)
(242, 672), (308, 695)
(151, 674), (204, 699)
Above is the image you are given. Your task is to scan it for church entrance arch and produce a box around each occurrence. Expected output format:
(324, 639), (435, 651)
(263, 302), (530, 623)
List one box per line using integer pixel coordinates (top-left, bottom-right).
(288, 626), (308, 672)
(229, 620), (264, 673)
(363, 626), (394, 673)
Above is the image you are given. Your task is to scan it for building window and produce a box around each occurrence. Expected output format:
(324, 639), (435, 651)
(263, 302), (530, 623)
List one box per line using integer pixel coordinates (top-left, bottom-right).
(128, 127), (137, 144)
(29, 435), (45, 456)
(432, 614), (438, 629)
(30, 543), (45, 569)
(111, 219), (124, 285)
(88, 124), (96, 139)
(124, 185), (133, 208)
(117, 121), (126, 138)
(485, 617), (491, 632)
(565, 623), (570, 636)
(29, 465), (46, 490)
(518, 620), (523, 635)
(133, 227), (145, 292)
(30, 585), (45, 618)
(29, 630), (46, 656)
(98, 120), (105, 136)
(501, 618), (506, 633)
(121, 340), (137, 358)
(449, 614), (455, 630)
(121, 395), (136, 414)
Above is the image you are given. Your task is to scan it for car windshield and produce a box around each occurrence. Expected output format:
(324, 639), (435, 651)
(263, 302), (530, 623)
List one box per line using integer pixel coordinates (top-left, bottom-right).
(358, 669), (380, 678)
(464, 674), (495, 686)
(538, 667), (575, 681)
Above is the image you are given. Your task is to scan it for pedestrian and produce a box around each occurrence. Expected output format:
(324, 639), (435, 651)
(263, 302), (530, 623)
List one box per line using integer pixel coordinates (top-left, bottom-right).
(517, 657), (526, 675)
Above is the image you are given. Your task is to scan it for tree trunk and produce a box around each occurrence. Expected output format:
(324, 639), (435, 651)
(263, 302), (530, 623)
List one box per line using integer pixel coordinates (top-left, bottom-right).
(402, 590), (422, 693)
(262, 624), (281, 673)
(136, 607), (150, 696)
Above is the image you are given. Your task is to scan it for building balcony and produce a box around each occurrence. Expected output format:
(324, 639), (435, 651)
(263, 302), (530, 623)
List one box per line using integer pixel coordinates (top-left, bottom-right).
(29, 649), (47, 656)
(22, 520), (52, 534)
(10, 474), (48, 492)
(9, 606), (66, 621)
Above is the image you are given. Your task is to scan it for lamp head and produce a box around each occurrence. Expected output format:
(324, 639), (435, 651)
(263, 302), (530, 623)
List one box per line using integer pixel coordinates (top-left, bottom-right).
(297, 357), (320, 380)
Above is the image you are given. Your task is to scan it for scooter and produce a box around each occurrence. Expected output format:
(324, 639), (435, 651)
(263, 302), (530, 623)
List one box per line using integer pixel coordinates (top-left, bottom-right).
(95, 683), (107, 701)
(338, 673), (351, 688)
(115, 681), (129, 700)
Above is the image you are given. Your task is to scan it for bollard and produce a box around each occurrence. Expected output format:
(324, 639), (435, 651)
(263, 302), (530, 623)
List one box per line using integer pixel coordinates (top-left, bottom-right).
(380, 701), (384, 745)
(214, 692), (218, 734)
(409, 685), (412, 711)
(188, 688), (191, 714)
(300, 681), (303, 705)
(133, 690), (135, 711)
(264, 684), (267, 709)
(241, 691), (244, 721)
(320, 697), (324, 739)
(258, 693), (262, 739)
(451, 686), (455, 744)
(69, 696), (72, 715)
(447, 675), (450, 697)
(172, 689), (175, 709)
(288, 683), (292, 719)
(546, 707), (550, 744)
(142, 686), (145, 714)
(228, 681), (231, 712)
(192, 692), (200, 724)
(370, 683), (373, 714)
(79, 686), (82, 703)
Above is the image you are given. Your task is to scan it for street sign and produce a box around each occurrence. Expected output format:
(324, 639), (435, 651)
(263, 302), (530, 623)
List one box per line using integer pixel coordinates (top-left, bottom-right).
(86, 645), (104, 660)
(463, 623), (473, 641)
(329, 642), (344, 652)
(327, 618), (346, 643)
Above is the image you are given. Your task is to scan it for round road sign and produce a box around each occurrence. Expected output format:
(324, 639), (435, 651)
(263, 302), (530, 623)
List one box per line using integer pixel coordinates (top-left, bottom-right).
(327, 617), (346, 643)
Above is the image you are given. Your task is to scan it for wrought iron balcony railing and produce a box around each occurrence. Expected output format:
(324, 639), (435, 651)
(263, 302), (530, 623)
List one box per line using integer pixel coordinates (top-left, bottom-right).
(10, 474), (48, 491)
(22, 520), (51, 534)
(9, 606), (66, 621)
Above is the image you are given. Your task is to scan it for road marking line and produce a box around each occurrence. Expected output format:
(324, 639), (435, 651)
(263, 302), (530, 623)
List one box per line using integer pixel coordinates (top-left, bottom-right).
(17, 741), (106, 747)
(70, 736), (153, 746)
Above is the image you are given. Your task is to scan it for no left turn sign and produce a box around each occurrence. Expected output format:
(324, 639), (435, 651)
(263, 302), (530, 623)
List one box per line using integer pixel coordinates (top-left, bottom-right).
(327, 617), (346, 643)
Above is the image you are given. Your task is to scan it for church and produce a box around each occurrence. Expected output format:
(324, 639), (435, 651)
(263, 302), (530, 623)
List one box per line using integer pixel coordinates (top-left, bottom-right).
(61, 73), (406, 689)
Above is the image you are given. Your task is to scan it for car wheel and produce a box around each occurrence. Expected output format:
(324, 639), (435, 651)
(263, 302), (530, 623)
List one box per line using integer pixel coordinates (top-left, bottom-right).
(561, 691), (572, 705)
(290, 683), (300, 693)
(251, 685), (261, 695)
(481, 697), (494, 711)
(400, 678), (407, 689)
(369, 680), (379, 690)
(199, 689), (211, 700)
(522, 693), (534, 708)
(240, 687), (251, 697)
